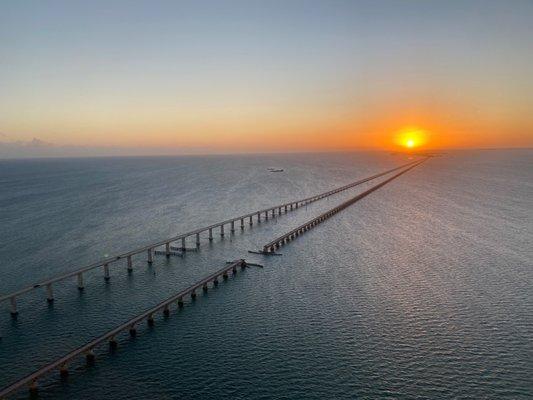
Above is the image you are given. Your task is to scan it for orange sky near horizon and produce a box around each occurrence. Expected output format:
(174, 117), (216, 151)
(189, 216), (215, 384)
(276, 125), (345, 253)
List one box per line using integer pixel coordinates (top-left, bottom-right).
(1, 1), (532, 155)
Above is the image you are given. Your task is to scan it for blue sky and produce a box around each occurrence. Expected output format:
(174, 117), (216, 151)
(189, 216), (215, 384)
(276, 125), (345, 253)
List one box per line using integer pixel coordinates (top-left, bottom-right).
(1, 0), (532, 156)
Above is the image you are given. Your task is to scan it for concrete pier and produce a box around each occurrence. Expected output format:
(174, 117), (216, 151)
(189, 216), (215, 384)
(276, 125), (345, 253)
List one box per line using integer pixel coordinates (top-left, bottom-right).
(104, 264), (110, 281)
(231, 220), (235, 233)
(147, 249), (153, 264)
(127, 255), (133, 272)
(196, 233), (200, 248)
(10, 297), (17, 316)
(77, 273), (84, 290)
(46, 284), (54, 303)
(209, 228), (213, 241)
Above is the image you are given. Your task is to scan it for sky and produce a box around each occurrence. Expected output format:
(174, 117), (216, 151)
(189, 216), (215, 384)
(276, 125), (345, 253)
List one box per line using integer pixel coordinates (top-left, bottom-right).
(1, 0), (532, 157)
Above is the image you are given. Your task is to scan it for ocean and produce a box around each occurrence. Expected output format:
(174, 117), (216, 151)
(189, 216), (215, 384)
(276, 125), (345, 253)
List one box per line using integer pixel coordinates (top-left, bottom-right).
(0, 150), (531, 399)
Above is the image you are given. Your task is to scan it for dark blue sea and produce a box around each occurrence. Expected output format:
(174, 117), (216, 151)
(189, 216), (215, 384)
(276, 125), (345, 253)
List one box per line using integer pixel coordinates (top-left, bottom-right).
(0, 150), (531, 399)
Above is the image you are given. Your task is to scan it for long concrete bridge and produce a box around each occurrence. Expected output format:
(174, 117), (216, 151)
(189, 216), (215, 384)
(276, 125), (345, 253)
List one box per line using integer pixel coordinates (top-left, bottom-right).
(0, 160), (420, 316)
(261, 159), (426, 253)
(0, 260), (249, 399)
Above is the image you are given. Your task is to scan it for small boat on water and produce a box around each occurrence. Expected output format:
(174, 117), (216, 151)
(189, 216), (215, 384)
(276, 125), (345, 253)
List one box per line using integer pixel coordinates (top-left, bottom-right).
(268, 167), (284, 172)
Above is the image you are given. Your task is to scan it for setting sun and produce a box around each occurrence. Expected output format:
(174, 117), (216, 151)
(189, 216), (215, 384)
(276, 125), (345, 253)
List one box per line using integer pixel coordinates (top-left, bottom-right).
(394, 127), (428, 150)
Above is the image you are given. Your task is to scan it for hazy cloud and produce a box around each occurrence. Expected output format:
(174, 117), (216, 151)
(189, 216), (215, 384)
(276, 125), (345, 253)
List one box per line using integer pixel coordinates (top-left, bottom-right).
(0, 136), (212, 159)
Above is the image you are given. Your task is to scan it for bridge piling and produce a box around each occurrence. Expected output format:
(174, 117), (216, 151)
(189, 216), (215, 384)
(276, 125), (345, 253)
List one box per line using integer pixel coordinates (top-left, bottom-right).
(46, 284), (54, 303)
(85, 350), (95, 364)
(209, 228), (213, 241)
(196, 233), (200, 248)
(147, 314), (154, 326)
(231, 220), (235, 233)
(109, 337), (118, 349)
(147, 249), (153, 264)
(10, 297), (17, 316)
(59, 364), (68, 378)
(77, 273), (84, 290)
(220, 225), (225, 237)
(127, 255), (133, 272)
(103, 264), (110, 281)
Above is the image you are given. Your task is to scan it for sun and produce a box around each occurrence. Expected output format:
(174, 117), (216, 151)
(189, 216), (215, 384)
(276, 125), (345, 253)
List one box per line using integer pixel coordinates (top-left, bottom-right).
(394, 127), (428, 150)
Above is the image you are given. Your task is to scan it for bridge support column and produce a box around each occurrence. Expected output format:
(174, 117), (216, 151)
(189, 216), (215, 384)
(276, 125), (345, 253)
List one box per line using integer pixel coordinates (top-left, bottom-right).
(86, 349), (95, 364)
(177, 297), (184, 307)
(147, 314), (154, 326)
(163, 305), (170, 317)
(257, 212), (261, 222)
(279, 207), (282, 214)
(203, 283), (208, 292)
(181, 237), (186, 249)
(147, 249), (153, 264)
(129, 325), (137, 337)
(77, 273), (84, 290)
(46, 283), (54, 303)
(59, 364), (69, 378)
(231, 221), (235, 233)
(290, 204), (293, 210)
(265, 211), (269, 220)
(196, 233), (200, 248)
(191, 290), (197, 299)
(271, 209), (275, 218)
(10, 297), (17, 316)
(249, 215), (253, 226)
(165, 243), (170, 256)
(240, 218), (244, 229)
(28, 380), (38, 395)
(209, 228), (213, 241)
(109, 336), (118, 349)
(127, 255), (133, 272)
(213, 278), (219, 286)
(104, 264), (110, 281)
(220, 225), (225, 237)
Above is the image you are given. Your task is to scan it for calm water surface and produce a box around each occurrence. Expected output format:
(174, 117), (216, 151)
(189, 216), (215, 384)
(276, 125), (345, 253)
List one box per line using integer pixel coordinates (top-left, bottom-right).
(0, 150), (531, 399)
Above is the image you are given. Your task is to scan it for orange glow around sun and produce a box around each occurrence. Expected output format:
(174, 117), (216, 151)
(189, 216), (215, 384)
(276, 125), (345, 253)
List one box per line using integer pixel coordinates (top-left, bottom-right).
(394, 127), (428, 150)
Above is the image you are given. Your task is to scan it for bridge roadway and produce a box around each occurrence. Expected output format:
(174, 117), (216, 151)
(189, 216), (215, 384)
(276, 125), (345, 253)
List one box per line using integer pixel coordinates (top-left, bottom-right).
(0, 159), (420, 315)
(0, 260), (248, 399)
(262, 159), (427, 253)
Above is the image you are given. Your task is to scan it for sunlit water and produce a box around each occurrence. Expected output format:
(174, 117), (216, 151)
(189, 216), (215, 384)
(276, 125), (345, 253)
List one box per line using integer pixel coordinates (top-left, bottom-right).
(0, 150), (531, 399)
